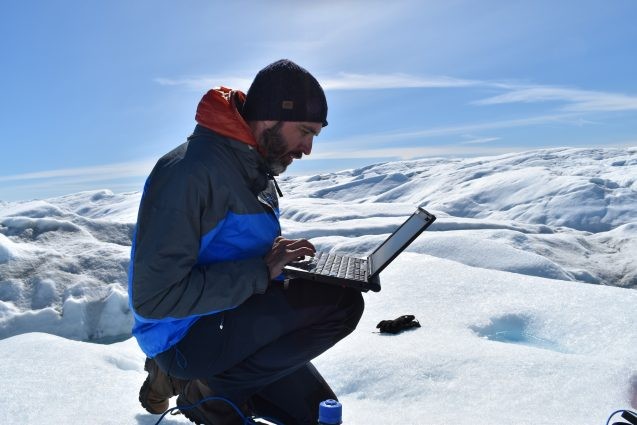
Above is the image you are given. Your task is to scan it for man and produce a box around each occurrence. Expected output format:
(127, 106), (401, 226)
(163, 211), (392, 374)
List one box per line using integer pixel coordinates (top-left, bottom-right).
(128, 59), (364, 425)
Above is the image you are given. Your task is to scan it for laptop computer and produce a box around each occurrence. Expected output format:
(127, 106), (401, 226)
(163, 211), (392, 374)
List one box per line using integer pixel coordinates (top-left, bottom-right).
(283, 207), (436, 292)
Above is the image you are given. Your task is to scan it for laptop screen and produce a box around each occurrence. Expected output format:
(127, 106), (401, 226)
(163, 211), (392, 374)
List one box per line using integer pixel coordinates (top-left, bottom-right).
(368, 208), (435, 276)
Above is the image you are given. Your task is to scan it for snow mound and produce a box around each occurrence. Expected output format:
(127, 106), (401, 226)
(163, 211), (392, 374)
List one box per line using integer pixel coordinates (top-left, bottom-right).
(0, 147), (635, 347)
(0, 192), (134, 342)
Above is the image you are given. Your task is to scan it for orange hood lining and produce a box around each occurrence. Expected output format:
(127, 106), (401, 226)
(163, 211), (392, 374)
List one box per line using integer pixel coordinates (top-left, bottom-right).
(195, 87), (265, 156)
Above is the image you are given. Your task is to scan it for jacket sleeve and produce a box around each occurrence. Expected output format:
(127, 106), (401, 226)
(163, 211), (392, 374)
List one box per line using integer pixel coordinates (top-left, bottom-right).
(130, 157), (270, 320)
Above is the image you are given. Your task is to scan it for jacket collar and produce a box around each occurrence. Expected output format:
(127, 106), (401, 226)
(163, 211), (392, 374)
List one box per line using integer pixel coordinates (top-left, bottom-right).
(191, 124), (270, 195)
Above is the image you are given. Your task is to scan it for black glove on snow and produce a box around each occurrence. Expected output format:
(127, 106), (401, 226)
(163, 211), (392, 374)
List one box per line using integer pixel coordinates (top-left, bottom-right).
(376, 314), (421, 334)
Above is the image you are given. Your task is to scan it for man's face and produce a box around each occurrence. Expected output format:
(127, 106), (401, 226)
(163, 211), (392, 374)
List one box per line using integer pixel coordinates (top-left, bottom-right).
(259, 121), (322, 175)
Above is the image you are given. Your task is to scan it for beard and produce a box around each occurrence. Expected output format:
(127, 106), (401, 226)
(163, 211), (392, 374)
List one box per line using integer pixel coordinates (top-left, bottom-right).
(259, 122), (296, 175)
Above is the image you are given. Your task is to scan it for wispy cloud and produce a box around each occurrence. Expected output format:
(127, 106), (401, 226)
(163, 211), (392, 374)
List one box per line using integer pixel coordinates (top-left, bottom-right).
(154, 77), (253, 92)
(0, 160), (156, 201)
(459, 136), (501, 145)
(154, 72), (482, 92)
(320, 73), (480, 90)
(155, 72), (637, 114)
(319, 113), (583, 149)
(474, 86), (637, 112)
(0, 160), (155, 184)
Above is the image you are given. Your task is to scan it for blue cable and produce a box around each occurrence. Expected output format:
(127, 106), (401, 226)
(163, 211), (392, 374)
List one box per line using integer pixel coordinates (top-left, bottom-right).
(606, 409), (637, 425)
(151, 395), (286, 425)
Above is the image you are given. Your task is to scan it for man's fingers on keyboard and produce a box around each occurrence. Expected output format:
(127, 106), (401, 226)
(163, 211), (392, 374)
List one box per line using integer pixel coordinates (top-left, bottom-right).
(287, 246), (314, 260)
(287, 239), (316, 253)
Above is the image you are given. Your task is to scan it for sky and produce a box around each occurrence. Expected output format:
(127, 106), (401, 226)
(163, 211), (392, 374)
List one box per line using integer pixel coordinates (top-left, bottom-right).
(1, 0), (637, 201)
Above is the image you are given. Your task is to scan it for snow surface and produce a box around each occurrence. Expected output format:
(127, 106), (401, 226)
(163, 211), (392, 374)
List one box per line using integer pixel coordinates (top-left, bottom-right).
(0, 147), (636, 424)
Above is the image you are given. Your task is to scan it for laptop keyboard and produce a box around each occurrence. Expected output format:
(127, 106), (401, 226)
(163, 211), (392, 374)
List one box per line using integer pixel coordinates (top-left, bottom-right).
(291, 251), (367, 281)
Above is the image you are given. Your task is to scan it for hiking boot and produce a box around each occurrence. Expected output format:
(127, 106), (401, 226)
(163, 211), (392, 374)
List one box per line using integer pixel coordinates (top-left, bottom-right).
(177, 379), (249, 425)
(139, 357), (188, 414)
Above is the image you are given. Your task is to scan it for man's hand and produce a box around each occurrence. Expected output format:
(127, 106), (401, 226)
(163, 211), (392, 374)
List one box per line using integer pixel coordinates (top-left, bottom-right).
(265, 236), (316, 279)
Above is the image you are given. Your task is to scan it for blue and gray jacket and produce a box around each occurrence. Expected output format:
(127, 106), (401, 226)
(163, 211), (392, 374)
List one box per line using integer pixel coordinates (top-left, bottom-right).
(128, 88), (281, 358)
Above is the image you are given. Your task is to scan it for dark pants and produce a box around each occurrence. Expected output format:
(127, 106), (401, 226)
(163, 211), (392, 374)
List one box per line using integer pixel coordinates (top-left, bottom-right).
(155, 279), (364, 424)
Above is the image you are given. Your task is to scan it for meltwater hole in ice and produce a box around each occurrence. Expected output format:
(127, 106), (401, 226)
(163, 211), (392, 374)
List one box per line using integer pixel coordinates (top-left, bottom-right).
(471, 314), (567, 353)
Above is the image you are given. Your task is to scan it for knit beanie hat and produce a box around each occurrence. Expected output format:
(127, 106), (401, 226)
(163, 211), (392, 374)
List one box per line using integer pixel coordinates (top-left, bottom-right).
(242, 59), (328, 126)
